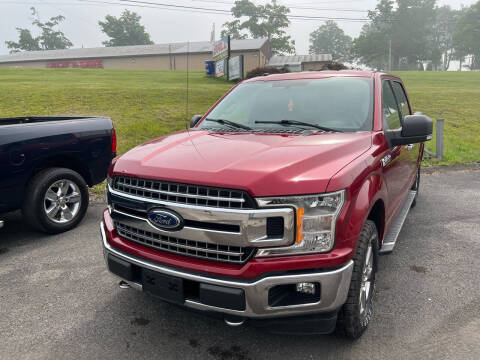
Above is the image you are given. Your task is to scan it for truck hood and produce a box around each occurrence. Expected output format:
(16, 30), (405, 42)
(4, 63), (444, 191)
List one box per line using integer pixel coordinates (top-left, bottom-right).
(113, 130), (372, 197)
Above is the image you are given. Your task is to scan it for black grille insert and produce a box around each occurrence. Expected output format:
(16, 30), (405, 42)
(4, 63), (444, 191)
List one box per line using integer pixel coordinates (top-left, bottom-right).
(114, 221), (254, 264)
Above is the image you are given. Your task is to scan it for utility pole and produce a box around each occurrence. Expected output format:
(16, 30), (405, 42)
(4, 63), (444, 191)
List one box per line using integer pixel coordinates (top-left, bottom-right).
(389, 39), (392, 71)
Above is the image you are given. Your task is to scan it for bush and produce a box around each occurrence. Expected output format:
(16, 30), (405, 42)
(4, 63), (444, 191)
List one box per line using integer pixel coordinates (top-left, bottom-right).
(320, 62), (349, 71)
(245, 62), (350, 78)
(245, 66), (289, 79)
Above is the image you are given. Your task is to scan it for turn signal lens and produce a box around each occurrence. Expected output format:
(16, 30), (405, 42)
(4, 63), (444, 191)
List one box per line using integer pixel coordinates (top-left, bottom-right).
(296, 207), (304, 244)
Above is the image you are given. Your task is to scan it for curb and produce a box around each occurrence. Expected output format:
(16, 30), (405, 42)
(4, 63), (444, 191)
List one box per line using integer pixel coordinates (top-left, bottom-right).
(422, 162), (480, 175)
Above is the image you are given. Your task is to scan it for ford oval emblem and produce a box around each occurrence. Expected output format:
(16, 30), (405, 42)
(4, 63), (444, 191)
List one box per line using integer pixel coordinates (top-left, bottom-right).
(147, 208), (184, 231)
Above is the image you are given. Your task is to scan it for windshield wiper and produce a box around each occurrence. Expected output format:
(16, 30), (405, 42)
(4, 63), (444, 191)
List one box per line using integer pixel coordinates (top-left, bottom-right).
(255, 120), (341, 133)
(205, 118), (252, 130)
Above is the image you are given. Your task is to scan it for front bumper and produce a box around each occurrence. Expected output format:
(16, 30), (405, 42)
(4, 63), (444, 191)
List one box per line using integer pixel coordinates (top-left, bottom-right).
(101, 221), (353, 319)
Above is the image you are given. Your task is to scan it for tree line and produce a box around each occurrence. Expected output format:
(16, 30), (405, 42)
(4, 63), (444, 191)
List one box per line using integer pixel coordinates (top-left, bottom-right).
(222, 0), (480, 71)
(352, 0), (480, 70)
(6, 0), (480, 70)
(6, 8), (153, 53)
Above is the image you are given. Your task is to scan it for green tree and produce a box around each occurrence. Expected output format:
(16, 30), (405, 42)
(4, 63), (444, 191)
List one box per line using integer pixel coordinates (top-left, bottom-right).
(354, 0), (438, 70)
(353, 0), (394, 69)
(392, 0), (437, 69)
(5, 7), (72, 53)
(220, 20), (247, 40)
(309, 21), (352, 61)
(431, 6), (458, 70)
(220, 0), (295, 54)
(99, 10), (153, 47)
(453, 1), (480, 70)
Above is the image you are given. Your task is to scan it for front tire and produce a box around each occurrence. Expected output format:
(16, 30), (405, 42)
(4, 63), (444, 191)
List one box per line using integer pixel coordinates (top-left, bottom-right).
(22, 167), (89, 234)
(336, 220), (378, 339)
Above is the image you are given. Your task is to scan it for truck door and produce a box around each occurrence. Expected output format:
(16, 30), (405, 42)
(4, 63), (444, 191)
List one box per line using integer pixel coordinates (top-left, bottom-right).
(381, 80), (412, 220)
(390, 80), (420, 188)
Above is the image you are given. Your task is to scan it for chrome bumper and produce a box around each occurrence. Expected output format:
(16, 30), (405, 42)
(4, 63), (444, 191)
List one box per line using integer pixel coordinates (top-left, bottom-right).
(101, 222), (353, 319)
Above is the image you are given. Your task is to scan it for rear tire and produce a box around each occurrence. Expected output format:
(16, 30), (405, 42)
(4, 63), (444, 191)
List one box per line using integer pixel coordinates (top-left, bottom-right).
(22, 167), (89, 234)
(336, 220), (378, 339)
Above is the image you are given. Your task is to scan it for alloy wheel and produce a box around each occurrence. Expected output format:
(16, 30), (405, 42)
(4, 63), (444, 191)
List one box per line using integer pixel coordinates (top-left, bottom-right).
(43, 179), (82, 224)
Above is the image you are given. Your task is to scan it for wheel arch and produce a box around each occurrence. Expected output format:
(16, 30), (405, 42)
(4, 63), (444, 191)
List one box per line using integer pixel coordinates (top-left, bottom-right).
(28, 154), (93, 187)
(342, 170), (388, 253)
(367, 199), (386, 244)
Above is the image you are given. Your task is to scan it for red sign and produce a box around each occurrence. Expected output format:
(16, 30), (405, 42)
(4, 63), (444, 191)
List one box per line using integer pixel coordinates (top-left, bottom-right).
(213, 36), (229, 61)
(46, 59), (103, 69)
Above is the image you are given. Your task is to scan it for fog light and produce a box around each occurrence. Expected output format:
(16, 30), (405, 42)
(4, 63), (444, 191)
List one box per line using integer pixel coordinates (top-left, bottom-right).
(296, 282), (316, 295)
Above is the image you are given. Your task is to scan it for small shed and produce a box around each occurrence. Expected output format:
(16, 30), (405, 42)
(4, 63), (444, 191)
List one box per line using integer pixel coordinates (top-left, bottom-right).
(267, 54), (332, 71)
(0, 39), (272, 72)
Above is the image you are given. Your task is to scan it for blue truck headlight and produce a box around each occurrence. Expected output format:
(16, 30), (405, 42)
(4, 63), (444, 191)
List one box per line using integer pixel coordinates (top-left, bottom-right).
(255, 191), (345, 256)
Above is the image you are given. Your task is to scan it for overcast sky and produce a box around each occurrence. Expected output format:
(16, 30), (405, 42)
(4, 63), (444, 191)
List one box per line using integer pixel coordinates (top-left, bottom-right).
(0, 0), (477, 56)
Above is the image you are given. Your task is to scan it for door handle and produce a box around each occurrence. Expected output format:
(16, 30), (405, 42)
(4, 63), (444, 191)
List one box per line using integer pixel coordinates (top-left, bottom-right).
(405, 144), (414, 151)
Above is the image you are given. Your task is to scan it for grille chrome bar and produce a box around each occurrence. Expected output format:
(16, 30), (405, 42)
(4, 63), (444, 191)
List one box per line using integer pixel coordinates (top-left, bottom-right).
(116, 182), (245, 203)
(115, 221), (254, 264)
(109, 204), (294, 249)
(112, 176), (254, 209)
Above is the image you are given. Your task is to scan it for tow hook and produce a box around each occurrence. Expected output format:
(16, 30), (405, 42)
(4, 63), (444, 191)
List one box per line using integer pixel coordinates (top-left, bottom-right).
(119, 280), (131, 289)
(224, 315), (245, 327)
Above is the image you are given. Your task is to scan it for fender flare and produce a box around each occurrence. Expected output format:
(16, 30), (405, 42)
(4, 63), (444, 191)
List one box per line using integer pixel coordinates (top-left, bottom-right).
(344, 171), (388, 252)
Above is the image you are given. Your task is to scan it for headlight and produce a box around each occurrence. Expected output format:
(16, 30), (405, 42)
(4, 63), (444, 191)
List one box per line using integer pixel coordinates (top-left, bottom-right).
(255, 190), (345, 257)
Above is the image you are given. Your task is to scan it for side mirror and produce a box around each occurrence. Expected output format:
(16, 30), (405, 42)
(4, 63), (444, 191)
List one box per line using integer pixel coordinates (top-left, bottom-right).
(190, 115), (203, 128)
(386, 114), (433, 146)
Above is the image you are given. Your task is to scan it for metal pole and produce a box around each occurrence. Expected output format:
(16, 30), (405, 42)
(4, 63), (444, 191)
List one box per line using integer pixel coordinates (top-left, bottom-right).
(389, 39), (392, 71)
(436, 118), (444, 160)
(226, 35), (231, 80)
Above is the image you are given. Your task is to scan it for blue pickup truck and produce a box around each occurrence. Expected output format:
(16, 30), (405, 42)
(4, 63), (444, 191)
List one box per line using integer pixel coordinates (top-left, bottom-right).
(0, 116), (116, 233)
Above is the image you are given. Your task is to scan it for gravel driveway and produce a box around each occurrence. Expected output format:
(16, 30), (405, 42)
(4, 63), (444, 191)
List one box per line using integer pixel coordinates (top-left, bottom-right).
(1, 169), (479, 360)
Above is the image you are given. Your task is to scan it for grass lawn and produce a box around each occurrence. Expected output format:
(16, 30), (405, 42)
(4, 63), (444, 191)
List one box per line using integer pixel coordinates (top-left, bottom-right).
(394, 71), (480, 165)
(0, 69), (478, 169)
(0, 68), (232, 155)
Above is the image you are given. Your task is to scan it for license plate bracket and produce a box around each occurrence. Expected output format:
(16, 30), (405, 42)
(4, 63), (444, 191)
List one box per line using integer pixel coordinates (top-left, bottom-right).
(142, 269), (184, 304)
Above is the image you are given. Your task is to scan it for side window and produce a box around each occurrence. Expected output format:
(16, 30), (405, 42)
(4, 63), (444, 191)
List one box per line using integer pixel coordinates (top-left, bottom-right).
(382, 80), (402, 130)
(391, 81), (411, 119)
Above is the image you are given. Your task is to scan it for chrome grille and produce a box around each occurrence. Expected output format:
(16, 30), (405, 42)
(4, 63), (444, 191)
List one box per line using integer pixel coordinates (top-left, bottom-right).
(112, 176), (254, 209)
(115, 221), (254, 264)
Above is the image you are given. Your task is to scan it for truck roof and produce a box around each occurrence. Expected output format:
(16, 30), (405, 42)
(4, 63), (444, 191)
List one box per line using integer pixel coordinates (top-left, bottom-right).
(245, 70), (393, 83)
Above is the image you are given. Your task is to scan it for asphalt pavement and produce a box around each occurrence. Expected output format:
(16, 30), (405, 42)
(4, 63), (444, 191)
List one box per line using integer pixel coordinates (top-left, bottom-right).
(1, 169), (479, 360)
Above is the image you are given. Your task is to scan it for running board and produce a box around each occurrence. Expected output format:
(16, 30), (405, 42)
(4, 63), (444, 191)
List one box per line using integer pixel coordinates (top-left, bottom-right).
(380, 190), (417, 254)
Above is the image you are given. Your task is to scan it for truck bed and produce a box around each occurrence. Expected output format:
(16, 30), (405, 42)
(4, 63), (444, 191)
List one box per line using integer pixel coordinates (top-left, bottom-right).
(0, 115), (114, 213)
(0, 116), (96, 126)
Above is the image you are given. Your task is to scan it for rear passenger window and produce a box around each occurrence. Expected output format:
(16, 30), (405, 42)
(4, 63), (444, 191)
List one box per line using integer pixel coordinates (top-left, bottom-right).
(382, 81), (401, 130)
(391, 81), (411, 119)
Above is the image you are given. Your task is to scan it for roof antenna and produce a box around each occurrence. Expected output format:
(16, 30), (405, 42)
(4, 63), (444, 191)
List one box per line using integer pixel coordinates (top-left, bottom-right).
(186, 41), (190, 135)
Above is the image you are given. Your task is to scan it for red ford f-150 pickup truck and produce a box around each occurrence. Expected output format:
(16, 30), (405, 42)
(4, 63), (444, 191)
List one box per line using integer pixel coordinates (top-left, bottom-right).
(100, 71), (432, 338)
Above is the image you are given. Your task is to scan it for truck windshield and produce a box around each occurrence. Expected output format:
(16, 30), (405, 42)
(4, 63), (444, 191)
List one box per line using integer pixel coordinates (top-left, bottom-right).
(200, 77), (374, 132)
